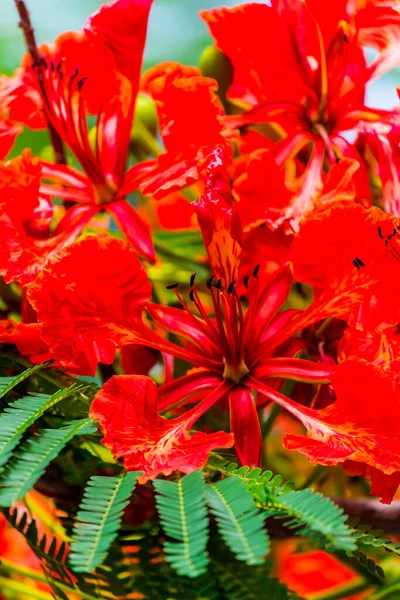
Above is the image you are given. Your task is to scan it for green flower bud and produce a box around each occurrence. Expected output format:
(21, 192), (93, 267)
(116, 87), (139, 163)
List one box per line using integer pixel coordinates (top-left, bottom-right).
(199, 45), (233, 102)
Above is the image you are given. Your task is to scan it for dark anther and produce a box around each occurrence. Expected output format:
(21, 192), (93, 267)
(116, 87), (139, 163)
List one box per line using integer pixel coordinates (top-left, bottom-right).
(189, 288), (195, 302)
(352, 256), (365, 269)
(166, 282), (179, 290)
(212, 279), (223, 290)
(243, 275), (249, 289)
(77, 77), (88, 91)
(50, 61), (55, 72)
(206, 275), (215, 289)
(253, 264), (261, 278)
(377, 226), (384, 239)
(385, 239), (389, 247)
(32, 60), (41, 69)
(56, 61), (63, 73)
(335, 157), (341, 163)
(40, 57), (48, 69)
(343, 34), (349, 43)
(227, 280), (236, 295)
(259, 222), (266, 229)
(71, 67), (79, 80)
(190, 273), (197, 288)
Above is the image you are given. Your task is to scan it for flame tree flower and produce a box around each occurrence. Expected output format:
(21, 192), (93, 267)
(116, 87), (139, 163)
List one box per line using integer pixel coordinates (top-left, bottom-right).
(27, 147), (400, 493)
(0, 0), (230, 262)
(201, 0), (398, 228)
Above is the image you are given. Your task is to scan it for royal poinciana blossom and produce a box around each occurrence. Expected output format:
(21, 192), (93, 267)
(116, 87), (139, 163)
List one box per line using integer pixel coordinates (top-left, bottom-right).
(1, 0), (400, 505)
(202, 0), (399, 228)
(0, 0), (230, 262)
(27, 147), (400, 495)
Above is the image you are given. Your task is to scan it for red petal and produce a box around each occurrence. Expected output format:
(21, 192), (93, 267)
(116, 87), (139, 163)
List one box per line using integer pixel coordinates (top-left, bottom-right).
(253, 357), (335, 383)
(142, 62), (226, 157)
(139, 62), (229, 199)
(108, 199), (155, 263)
(0, 321), (52, 364)
(90, 375), (233, 482)
(193, 146), (242, 286)
(229, 386), (262, 468)
(84, 0), (152, 84)
(157, 371), (223, 411)
(200, 4), (307, 105)
(28, 236), (152, 375)
(0, 116), (22, 159)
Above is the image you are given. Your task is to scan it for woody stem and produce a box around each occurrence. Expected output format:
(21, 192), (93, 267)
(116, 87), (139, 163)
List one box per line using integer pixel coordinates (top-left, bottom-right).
(13, 0), (67, 165)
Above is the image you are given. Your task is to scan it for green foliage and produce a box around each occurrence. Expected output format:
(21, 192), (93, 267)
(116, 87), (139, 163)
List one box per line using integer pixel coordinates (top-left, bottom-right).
(345, 517), (400, 580)
(0, 418), (97, 506)
(265, 488), (356, 552)
(208, 461), (355, 553)
(154, 470), (210, 578)
(0, 362), (50, 399)
(69, 471), (142, 573)
(206, 477), (269, 565)
(0, 383), (86, 470)
(349, 518), (400, 556)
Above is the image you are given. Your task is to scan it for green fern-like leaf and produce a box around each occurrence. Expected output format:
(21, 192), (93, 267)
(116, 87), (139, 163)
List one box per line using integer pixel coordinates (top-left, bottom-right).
(69, 471), (141, 573)
(207, 461), (355, 553)
(265, 488), (356, 552)
(348, 517), (400, 556)
(0, 383), (86, 470)
(0, 362), (50, 399)
(206, 477), (269, 565)
(0, 418), (97, 506)
(154, 470), (209, 578)
(345, 516), (400, 580)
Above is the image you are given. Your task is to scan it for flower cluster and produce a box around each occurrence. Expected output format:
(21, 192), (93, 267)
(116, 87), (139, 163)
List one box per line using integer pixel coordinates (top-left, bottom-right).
(2, 0), (400, 503)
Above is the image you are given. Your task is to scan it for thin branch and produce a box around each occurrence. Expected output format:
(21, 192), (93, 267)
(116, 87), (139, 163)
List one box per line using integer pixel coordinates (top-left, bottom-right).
(13, 0), (67, 165)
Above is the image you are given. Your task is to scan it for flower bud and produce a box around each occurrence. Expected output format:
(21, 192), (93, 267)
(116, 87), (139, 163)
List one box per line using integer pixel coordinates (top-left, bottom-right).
(133, 93), (158, 136)
(199, 45), (233, 103)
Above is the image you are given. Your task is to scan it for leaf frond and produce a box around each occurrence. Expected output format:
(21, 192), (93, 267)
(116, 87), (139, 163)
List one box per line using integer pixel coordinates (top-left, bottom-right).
(206, 477), (269, 565)
(154, 470), (209, 578)
(0, 418), (97, 506)
(69, 471), (141, 573)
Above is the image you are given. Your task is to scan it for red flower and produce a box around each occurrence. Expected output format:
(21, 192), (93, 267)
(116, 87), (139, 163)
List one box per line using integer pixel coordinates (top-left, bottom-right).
(0, 150), (84, 285)
(1, 2), (231, 262)
(201, 0), (394, 227)
(29, 148), (400, 488)
(89, 375), (233, 482)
